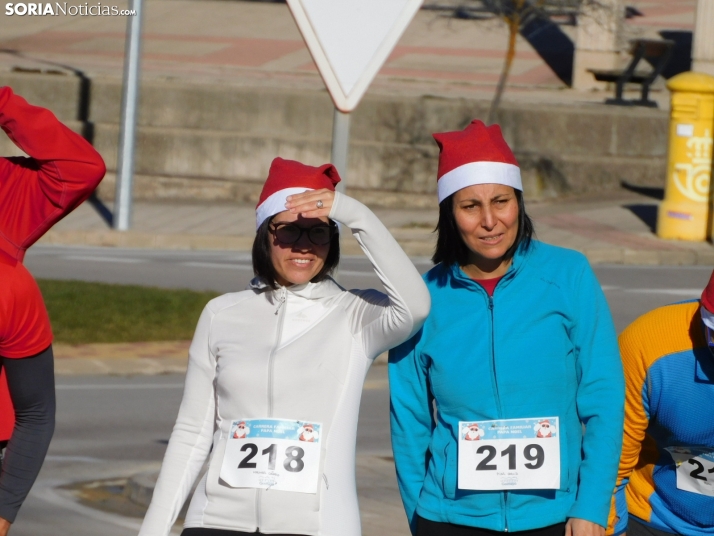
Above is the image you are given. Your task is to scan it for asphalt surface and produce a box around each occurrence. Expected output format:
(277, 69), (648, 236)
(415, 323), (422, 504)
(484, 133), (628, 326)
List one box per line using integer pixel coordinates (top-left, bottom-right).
(24, 245), (434, 295)
(24, 245), (713, 332)
(10, 245), (714, 534)
(16, 374), (184, 536)
(15, 369), (391, 536)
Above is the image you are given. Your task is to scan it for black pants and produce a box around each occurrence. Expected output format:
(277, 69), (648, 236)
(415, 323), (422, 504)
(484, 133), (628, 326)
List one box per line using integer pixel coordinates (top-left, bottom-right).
(628, 517), (678, 536)
(181, 529), (302, 536)
(0, 346), (55, 523)
(417, 516), (566, 536)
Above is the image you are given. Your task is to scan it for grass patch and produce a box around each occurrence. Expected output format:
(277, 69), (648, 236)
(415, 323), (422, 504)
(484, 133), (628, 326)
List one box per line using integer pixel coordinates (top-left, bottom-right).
(37, 280), (220, 345)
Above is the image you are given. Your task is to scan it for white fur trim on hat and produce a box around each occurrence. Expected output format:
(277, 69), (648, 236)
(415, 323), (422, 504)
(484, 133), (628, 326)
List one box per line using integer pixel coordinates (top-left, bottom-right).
(437, 161), (522, 203)
(701, 305), (714, 330)
(256, 187), (314, 228)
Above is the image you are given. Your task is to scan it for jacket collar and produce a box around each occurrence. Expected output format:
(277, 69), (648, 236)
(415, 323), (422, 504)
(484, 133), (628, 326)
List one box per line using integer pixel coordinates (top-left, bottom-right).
(447, 240), (534, 291)
(249, 276), (344, 301)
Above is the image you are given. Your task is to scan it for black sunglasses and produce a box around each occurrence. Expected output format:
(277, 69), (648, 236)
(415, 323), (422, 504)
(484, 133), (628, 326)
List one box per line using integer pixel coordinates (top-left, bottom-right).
(270, 222), (335, 246)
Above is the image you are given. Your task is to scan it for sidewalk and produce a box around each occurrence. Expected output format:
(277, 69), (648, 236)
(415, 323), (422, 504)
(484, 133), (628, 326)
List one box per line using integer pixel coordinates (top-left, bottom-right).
(0, 0), (694, 107)
(53, 341), (191, 375)
(40, 188), (714, 265)
(52, 340), (394, 375)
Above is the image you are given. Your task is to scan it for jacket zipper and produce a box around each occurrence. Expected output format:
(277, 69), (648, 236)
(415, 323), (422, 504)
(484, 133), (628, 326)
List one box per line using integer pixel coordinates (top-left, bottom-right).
(488, 294), (508, 532)
(269, 287), (287, 417)
(488, 296), (502, 413)
(256, 286), (288, 530)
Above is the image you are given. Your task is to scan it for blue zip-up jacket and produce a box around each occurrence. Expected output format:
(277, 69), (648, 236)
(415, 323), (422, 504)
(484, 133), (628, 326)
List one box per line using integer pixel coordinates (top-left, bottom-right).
(389, 241), (625, 534)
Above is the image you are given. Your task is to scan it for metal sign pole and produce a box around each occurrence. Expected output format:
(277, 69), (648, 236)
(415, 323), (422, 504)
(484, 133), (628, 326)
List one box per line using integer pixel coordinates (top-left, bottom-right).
(331, 108), (350, 193)
(113, 0), (144, 231)
(330, 107), (351, 282)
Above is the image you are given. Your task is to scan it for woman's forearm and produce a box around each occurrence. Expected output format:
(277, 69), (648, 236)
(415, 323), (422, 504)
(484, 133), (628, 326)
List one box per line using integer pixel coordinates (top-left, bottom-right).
(329, 193), (431, 355)
(0, 87), (105, 260)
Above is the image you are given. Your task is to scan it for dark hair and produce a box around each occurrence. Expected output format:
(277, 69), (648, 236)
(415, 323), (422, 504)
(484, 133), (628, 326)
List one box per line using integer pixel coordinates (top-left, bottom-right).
(252, 217), (340, 289)
(432, 188), (534, 267)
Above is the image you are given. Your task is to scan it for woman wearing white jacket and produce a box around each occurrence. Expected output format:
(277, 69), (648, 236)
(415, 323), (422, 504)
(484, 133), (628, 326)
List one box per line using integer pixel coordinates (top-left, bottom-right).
(139, 157), (431, 536)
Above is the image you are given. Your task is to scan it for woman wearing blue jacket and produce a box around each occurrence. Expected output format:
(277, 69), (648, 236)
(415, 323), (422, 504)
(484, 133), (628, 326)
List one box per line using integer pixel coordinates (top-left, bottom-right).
(389, 120), (625, 536)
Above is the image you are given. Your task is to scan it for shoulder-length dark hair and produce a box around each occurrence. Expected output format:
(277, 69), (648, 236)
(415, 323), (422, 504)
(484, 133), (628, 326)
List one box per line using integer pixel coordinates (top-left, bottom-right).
(252, 217), (340, 289)
(432, 188), (534, 267)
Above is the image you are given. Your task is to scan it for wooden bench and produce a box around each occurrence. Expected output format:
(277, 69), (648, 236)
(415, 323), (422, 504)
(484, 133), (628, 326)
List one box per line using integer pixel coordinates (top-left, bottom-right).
(588, 38), (675, 107)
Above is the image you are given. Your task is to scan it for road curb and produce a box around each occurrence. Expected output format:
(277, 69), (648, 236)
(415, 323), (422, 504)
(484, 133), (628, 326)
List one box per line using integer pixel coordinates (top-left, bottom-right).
(39, 229), (714, 266)
(54, 341), (190, 376)
(583, 247), (714, 266)
(52, 342), (389, 376)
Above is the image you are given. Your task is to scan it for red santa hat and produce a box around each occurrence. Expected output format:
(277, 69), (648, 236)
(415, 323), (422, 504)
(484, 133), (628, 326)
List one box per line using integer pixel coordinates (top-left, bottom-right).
(255, 157), (341, 228)
(700, 269), (714, 330)
(433, 120), (521, 203)
(539, 419), (550, 426)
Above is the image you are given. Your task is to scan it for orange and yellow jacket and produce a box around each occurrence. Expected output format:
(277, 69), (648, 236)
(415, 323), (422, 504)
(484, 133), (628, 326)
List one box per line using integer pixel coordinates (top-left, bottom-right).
(607, 300), (714, 535)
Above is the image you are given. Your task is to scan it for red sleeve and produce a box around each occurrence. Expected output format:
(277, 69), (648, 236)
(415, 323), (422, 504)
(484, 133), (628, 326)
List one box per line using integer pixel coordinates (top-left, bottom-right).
(0, 86), (106, 262)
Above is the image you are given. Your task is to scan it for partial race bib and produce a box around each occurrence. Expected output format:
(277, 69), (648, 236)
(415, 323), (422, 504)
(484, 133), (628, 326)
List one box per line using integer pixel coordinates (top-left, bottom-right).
(666, 447), (714, 497)
(220, 419), (322, 494)
(458, 417), (560, 490)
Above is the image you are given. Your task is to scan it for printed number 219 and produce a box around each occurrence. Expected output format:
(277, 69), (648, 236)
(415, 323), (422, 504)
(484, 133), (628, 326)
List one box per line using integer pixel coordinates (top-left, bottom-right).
(476, 444), (545, 470)
(237, 443), (305, 472)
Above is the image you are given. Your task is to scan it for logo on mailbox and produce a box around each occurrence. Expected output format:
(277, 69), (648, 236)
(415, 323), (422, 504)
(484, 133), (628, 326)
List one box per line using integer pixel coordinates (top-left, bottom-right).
(673, 129), (713, 203)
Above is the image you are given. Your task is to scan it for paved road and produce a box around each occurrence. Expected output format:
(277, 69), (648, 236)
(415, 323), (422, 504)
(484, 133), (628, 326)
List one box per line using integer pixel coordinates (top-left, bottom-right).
(14, 369), (393, 536)
(16, 374), (183, 536)
(24, 245), (714, 332)
(24, 244), (434, 295)
(11, 245), (714, 535)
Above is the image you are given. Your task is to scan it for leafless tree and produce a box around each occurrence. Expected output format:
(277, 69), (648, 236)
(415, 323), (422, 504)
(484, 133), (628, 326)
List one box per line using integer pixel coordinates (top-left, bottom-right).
(429, 1), (618, 124)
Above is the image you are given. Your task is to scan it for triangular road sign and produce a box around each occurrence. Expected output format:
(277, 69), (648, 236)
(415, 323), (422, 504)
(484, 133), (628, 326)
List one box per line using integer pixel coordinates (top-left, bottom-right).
(287, 0), (423, 112)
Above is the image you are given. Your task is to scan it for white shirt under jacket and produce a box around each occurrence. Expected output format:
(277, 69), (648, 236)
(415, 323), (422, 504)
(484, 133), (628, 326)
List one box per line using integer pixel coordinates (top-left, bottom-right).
(138, 193), (431, 536)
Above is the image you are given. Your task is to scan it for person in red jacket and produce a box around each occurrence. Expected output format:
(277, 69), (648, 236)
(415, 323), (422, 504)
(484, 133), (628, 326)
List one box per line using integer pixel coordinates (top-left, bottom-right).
(0, 86), (106, 534)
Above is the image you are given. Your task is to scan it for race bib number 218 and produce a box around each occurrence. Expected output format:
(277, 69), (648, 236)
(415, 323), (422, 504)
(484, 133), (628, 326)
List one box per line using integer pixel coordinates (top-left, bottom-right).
(220, 419), (322, 494)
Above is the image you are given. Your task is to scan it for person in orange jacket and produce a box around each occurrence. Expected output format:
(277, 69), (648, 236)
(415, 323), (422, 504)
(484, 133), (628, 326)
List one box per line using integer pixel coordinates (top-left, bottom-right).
(0, 86), (106, 534)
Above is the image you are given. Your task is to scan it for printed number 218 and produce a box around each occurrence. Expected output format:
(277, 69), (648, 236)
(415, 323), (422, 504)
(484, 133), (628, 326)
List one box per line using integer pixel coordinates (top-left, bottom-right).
(237, 443), (305, 472)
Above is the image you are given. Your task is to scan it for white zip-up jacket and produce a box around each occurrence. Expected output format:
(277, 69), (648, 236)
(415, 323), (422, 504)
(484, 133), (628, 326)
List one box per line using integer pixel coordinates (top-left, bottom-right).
(139, 193), (431, 536)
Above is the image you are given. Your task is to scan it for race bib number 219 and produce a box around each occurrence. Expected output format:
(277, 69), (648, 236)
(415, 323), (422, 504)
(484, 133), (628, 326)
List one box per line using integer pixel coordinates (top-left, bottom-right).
(220, 419), (322, 494)
(458, 417), (560, 490)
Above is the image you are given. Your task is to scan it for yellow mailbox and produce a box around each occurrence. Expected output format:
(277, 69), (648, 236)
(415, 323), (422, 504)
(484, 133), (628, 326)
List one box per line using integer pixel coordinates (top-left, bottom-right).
(657, 72), (714, 241)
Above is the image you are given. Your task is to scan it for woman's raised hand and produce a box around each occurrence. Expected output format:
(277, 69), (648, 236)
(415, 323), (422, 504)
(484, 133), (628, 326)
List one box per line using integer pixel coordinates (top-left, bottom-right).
(284, 189), (335, 219)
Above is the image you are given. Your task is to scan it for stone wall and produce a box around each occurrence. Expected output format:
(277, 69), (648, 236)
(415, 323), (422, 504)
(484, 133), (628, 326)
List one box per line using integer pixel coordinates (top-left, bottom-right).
(0, 70), (669, 206)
